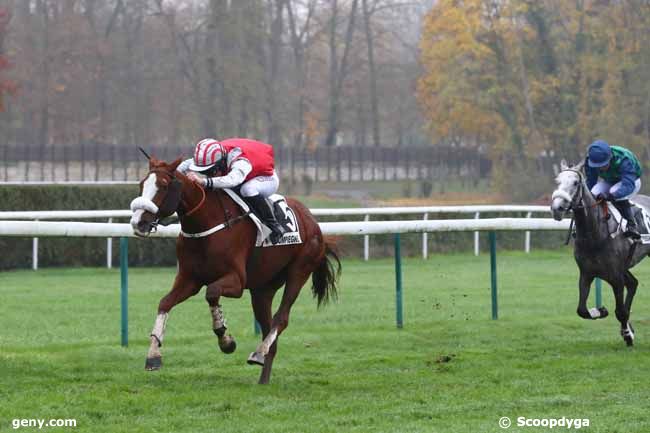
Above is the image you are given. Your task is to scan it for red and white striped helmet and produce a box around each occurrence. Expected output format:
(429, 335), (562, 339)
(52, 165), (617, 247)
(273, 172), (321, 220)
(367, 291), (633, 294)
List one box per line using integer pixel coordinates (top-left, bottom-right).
(189, 138), (226, 172)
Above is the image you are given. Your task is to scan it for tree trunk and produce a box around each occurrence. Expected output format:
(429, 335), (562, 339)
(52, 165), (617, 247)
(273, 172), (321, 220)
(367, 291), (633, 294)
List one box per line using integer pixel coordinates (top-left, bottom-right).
(325, 0), (339, 148)
(325, 0), (359, 147)
(202, 0), (221, 137)
(362, 0), (380, 147)
(355, 82), (367, 146)
(266, 0), (284, 146)
(286, 0), (310, 148)
(38, 0), (50, 181)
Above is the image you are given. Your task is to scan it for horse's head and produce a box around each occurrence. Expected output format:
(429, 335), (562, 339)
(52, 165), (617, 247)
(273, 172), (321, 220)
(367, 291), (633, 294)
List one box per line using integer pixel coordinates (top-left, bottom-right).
(130, 157), (184, 237)
(551, 159), (585, 221)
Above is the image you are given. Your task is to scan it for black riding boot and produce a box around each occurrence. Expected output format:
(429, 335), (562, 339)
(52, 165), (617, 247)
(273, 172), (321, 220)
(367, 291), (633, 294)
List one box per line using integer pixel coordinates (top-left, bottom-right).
(244, 195), (286, 243)
(614, 200), (641, 239)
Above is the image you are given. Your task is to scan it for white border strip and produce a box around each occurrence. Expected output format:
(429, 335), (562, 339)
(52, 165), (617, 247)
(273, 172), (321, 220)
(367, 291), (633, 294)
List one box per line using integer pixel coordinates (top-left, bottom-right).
(0, 218), (570, 238)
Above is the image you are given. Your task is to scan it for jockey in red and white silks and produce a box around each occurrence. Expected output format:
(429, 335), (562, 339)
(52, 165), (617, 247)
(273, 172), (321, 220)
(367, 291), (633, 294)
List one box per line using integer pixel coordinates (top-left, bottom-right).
(178, 138), (286, 242)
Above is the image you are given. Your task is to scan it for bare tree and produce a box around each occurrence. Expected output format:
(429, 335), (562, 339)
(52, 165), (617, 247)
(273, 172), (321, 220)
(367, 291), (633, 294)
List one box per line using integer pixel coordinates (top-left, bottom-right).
(362, 0), (380, 147)
(325, 0), (359, 147)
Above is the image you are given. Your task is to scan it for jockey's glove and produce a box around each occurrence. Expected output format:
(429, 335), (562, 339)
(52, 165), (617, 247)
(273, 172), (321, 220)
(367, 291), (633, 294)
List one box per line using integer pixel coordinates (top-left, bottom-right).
(596, 192), (613, 202)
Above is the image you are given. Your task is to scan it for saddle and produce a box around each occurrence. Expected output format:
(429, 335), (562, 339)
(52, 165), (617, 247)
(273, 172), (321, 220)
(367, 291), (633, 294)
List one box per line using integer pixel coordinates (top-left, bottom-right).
(603, 201), (650, 244)
(223, 189), (303, 247)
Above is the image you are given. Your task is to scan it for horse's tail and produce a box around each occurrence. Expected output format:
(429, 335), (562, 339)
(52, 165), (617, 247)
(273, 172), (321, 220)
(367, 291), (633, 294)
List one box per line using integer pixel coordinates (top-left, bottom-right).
(311, 237), (341, 307)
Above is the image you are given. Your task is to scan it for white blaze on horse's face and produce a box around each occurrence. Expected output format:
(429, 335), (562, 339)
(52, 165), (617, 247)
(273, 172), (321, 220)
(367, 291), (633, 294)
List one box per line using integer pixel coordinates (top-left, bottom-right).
(130, 173), (160, 236)
(551, 170), (581, 221)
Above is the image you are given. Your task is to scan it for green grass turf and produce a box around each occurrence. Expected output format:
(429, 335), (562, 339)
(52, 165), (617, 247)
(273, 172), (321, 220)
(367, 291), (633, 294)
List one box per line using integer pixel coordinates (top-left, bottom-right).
(1, 251), (650, 432)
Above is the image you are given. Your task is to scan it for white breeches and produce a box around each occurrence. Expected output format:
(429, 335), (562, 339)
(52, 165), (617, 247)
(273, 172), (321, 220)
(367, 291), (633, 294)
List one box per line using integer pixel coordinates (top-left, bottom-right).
(591, 179), (641, 201)
(240, 171), (279, 198)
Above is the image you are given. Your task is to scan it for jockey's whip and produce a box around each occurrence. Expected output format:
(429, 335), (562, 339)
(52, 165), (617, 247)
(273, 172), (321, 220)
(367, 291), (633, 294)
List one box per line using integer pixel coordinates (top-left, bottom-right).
(138, 147), (151, 160)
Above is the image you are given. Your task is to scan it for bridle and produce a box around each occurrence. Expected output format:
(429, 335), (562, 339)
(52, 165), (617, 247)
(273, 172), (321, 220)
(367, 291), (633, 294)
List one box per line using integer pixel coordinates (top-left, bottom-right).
(132, 160), (251, 239)
(554, 167), (611, 243)
(137, 168), (206, 233)
(553, 168), (587, 213)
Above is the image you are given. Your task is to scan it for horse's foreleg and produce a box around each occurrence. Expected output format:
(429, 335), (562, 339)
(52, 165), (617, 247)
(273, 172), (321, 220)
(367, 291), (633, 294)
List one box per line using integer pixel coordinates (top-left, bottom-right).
(206, 273), (244, 354)
(146, 275), (200, 371)
(576, 273), (608, 320)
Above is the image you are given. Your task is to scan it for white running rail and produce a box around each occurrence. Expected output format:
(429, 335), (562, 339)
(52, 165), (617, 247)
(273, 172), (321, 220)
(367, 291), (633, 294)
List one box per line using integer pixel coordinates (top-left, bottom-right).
(0, 205), (552, 269)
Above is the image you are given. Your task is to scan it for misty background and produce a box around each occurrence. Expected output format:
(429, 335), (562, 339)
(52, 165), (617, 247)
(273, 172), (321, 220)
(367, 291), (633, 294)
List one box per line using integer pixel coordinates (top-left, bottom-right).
(0, 0), (648, 204)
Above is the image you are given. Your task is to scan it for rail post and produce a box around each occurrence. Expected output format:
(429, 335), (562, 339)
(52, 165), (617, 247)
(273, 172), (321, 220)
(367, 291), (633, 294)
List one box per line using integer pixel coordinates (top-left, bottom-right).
(394, 233), (403, 328)
(525, 212), (532, 253)
(107, 218), (113, 269)
(120, 237), (129, 347)
(474, 212), (480, 256)
(422, 212), (429, 259)
(595, 278), (602, 308)
(32, 219), (38, 270)
(363, 214), (370, 261)
(489, 231), (498, 320)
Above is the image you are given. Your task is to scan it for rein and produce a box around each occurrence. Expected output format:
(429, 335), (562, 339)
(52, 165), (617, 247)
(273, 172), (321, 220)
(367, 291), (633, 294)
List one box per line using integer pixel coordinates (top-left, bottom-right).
(183, 181), (206, 217)
(137, 167), (250, 238)
(180, 189), (251, 239)
(557, 168), (609, 242)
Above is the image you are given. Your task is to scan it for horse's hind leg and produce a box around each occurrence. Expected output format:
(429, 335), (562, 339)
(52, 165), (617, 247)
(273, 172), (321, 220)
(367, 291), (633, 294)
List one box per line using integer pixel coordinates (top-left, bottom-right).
(624, 271), (638, 314)
(621, 271), (638, 346)
(248, 288), (277, 384)
(205, 273), (245, 354)
(248, 267), (312, 377)
(609, 278), (633, 346)
(146, 275), (200, 370)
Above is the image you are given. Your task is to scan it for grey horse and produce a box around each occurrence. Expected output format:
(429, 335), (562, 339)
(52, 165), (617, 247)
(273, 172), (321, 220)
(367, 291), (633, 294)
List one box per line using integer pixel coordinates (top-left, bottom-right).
(550, 160), (650, 346)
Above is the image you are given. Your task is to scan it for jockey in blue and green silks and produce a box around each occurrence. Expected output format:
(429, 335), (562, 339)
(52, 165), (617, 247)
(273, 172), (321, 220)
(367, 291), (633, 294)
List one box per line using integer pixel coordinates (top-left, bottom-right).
(586, 140), (643, 239)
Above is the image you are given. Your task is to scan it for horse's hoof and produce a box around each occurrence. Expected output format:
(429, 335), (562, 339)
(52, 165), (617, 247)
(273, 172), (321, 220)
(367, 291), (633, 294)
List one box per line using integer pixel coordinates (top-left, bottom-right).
(218, 336), (237, 354)
(145, 356), (162, 371)
(247, 351), (265, 366)
(597, 307), (609, 319)
(622, 323), (635, 347)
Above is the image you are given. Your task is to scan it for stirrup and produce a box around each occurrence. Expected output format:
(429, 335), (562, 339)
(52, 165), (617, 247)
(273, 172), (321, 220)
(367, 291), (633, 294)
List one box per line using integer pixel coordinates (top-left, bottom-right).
(624, 223), (641, 239)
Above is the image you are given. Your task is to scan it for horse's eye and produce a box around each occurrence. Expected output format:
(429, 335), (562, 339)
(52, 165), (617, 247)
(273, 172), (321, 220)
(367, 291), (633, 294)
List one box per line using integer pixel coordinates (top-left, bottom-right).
(573, 181), (579, 186)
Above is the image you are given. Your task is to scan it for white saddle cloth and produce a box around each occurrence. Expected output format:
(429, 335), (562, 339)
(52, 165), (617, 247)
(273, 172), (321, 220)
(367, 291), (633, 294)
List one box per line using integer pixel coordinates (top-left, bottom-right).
(605, 201), (650, 244)
(223, 189), (303, 247)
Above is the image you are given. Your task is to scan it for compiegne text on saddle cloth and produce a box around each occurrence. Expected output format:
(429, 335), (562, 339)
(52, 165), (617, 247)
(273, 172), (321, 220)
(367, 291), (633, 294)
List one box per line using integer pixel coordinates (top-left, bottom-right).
(180, 189), (303, 247)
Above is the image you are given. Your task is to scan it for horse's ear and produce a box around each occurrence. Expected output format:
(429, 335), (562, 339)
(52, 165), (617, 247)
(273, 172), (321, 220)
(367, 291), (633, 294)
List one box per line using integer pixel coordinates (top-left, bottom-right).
(169, 157), (183, 172)
(575, 160), (585, 171)
(560, 159), (568, 170)
(149, 156), (160, 169)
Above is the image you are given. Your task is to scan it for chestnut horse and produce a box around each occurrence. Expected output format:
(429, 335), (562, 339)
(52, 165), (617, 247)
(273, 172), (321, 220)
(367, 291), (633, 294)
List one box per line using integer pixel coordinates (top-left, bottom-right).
(129, 156), (340, 384)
